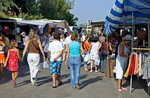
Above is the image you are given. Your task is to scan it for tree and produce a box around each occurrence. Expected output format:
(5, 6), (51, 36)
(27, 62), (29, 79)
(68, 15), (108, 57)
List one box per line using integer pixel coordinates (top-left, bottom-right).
(39, 0), (78, 25)
(0, 0), (18, 17)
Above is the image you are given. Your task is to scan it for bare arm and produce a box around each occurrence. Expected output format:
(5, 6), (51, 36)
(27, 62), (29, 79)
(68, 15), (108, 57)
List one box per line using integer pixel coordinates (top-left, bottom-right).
(65, 44), (70, 66)
(17, 49), (22, 62)
(38, 39), (45, 61)
(22, 40), (29, 59)
(109, 42), (113, 51)
(80, 43), (84, 55)
(4, 50), (9, 67)
(0, 41), (5, 51)
(119, 44), (128, 58)
(97, 43), (102, 54)
(54, 50), (63, 61)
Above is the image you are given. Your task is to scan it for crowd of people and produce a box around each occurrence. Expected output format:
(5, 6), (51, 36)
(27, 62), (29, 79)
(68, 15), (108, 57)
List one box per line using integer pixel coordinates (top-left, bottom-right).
(0, 30), (132, 92)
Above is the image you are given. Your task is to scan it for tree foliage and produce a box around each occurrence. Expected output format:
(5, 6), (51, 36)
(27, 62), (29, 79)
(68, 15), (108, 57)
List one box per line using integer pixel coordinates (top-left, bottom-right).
(39, 0), (78, 25)
(0, 0), (78, 25)
(0, 0), (18, 17)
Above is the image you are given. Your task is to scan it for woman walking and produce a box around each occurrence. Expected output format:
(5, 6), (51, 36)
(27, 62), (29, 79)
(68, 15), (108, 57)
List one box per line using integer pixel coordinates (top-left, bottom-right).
(0, 33), (6, 80)
(60, 34), (66, 61)
(116, 35), (131, 92)
(22, 31), (45, 86)
(98, 36), (112, 73)
(83, 35), (90, 71)
(66, 33), (84, 90)
(4, 40), (22, 88)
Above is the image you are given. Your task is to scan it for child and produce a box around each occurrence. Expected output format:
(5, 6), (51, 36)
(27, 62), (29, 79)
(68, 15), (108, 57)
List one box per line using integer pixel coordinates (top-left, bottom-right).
(48, 32), (63, 88)
(4, 40), (22, 88)
(90, 37), (100, 72)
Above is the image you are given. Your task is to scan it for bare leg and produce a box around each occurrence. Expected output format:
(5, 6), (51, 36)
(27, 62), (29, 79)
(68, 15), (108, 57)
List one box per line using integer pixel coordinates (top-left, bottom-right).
(52, 74), (56, 87)
(90, 60), (94, 71)
(57, 75), (61, 84)
(0, 64), (5, 80)
(95, 66), (98, 71)
(118, 79), (122, 89)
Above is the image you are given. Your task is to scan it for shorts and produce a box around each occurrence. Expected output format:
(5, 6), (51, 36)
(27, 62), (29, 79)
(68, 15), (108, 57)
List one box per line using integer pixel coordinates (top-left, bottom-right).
(50, 61), (62, 75)
(0, 53), (6, 64)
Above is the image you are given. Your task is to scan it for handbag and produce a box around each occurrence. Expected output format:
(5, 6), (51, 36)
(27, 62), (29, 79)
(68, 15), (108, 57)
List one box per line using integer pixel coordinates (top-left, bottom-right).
(32, 41), (40, 53)
(84, 53), (90, 62)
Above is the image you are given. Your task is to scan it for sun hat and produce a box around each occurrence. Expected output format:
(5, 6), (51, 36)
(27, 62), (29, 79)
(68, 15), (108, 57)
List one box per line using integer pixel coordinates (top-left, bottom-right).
(21, 32), (26, 35)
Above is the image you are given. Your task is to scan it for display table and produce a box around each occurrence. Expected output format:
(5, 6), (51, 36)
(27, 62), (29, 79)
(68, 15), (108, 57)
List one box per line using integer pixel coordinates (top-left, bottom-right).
(105, 58), (115, 78)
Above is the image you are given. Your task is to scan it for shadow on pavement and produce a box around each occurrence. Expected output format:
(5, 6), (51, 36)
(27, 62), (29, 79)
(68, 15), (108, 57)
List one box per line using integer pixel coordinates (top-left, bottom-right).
(123, 77), (149, 96)
(80, 76), (103, 89)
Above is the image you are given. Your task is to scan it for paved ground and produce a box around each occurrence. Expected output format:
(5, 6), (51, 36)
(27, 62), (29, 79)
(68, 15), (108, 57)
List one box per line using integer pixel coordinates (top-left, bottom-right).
(0, 62), (150, 98)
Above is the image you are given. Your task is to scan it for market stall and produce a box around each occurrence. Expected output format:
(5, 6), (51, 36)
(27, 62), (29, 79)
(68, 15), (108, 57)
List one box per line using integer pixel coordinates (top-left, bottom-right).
(105, 0), (150, 94)
(0, 17), (16, 40)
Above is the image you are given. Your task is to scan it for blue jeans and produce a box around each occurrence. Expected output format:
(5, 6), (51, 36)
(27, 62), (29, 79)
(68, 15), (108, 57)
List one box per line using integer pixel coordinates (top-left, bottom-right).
(100, 52), (108, 73)
(84, 51), (88, 67)
(68, 57), (81, 87)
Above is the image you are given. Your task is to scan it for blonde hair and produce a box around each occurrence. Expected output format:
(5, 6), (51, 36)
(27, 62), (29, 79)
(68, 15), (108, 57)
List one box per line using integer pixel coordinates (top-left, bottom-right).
(71, 33), (79, 41)
(10, 40), (16, 49)
(29, 31), (37, 42)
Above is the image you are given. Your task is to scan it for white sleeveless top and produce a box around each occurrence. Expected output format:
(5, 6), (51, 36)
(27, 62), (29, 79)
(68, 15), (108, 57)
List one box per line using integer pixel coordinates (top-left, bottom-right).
(0, 46), (4, 54)
(117, 42), (130, 60)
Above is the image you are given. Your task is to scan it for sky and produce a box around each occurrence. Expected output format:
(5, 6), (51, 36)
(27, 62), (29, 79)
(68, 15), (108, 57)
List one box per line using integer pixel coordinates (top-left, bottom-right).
(70, 0), (115, 24)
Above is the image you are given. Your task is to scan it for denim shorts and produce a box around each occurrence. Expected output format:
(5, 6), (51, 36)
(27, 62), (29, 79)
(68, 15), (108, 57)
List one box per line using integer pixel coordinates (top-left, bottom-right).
(50, 61), (62, 75)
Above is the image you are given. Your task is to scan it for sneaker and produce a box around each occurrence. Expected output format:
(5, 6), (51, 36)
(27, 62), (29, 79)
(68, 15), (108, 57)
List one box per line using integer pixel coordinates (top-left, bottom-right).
(89, 70), (93, 72)
(32, 79), (37, 86)
(95, 70), (99, 72)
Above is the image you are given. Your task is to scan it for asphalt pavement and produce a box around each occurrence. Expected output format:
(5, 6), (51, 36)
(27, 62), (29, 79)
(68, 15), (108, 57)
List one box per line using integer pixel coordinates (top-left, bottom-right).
(0, 62), (149, 98)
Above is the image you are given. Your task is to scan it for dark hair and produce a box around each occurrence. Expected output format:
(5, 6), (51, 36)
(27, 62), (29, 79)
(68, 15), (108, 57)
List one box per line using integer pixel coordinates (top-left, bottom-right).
(53, 32), (60, 40)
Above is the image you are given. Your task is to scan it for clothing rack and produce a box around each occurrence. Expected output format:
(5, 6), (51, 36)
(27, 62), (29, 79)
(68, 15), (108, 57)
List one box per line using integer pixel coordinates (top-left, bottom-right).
(130, 48), (150, 95)
(133, 48), (150, 51)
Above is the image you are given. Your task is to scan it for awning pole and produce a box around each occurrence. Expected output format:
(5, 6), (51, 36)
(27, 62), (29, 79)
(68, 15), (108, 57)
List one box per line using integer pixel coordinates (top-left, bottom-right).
(130, 11), (135, 93)
(148, 18), (150, 48)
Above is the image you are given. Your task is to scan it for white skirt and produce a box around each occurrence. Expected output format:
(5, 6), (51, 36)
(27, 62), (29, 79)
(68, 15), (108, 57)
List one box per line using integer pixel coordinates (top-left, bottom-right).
(116, 57), (128, 79)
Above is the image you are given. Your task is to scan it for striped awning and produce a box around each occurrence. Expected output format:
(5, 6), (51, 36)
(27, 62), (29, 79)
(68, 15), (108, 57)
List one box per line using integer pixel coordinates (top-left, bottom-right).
(105, 0), (150, 36)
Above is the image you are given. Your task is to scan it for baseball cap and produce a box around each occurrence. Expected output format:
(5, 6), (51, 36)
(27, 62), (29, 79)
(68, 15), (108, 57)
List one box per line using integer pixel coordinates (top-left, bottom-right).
(21, 32), (26, 35)
(124, 35), (132, 40)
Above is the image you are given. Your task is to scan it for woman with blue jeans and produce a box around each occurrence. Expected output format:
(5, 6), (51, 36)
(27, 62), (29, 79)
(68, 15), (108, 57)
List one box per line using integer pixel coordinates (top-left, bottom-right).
(66, 33), (84, 90)
(98, 37), (112, 73)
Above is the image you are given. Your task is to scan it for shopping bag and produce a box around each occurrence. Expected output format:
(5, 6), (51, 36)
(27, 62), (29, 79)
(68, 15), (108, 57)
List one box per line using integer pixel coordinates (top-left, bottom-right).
(43, 61), (49, 69)
(84, 53), (90, 62)
(94, 54), (100, 66)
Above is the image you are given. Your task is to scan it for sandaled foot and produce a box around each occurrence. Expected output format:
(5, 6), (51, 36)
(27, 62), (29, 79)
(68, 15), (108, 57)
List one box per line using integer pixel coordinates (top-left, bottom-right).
(58, 81), (62, 86)
(117, 89), (122, 92)
(122, 87), (127, 90)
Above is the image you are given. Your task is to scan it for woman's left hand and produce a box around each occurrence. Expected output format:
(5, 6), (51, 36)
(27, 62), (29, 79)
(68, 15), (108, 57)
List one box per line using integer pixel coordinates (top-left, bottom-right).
(43, 56), (46, 61)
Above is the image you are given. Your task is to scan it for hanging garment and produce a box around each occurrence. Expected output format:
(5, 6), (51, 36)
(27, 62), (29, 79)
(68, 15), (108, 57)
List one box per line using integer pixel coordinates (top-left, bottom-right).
(139, 53), (143, 76)
(134, 53), (139, 75)
(124, 57), (131, 78)
(143, 53), (150, 79)
(128, 54), (136, 76)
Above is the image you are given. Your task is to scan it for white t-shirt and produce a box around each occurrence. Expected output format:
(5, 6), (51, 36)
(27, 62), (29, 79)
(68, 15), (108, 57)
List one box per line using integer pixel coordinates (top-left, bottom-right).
(48, 40), (63, 61)
(64, 35), (72, 45)
(82, 35), (86, 42)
